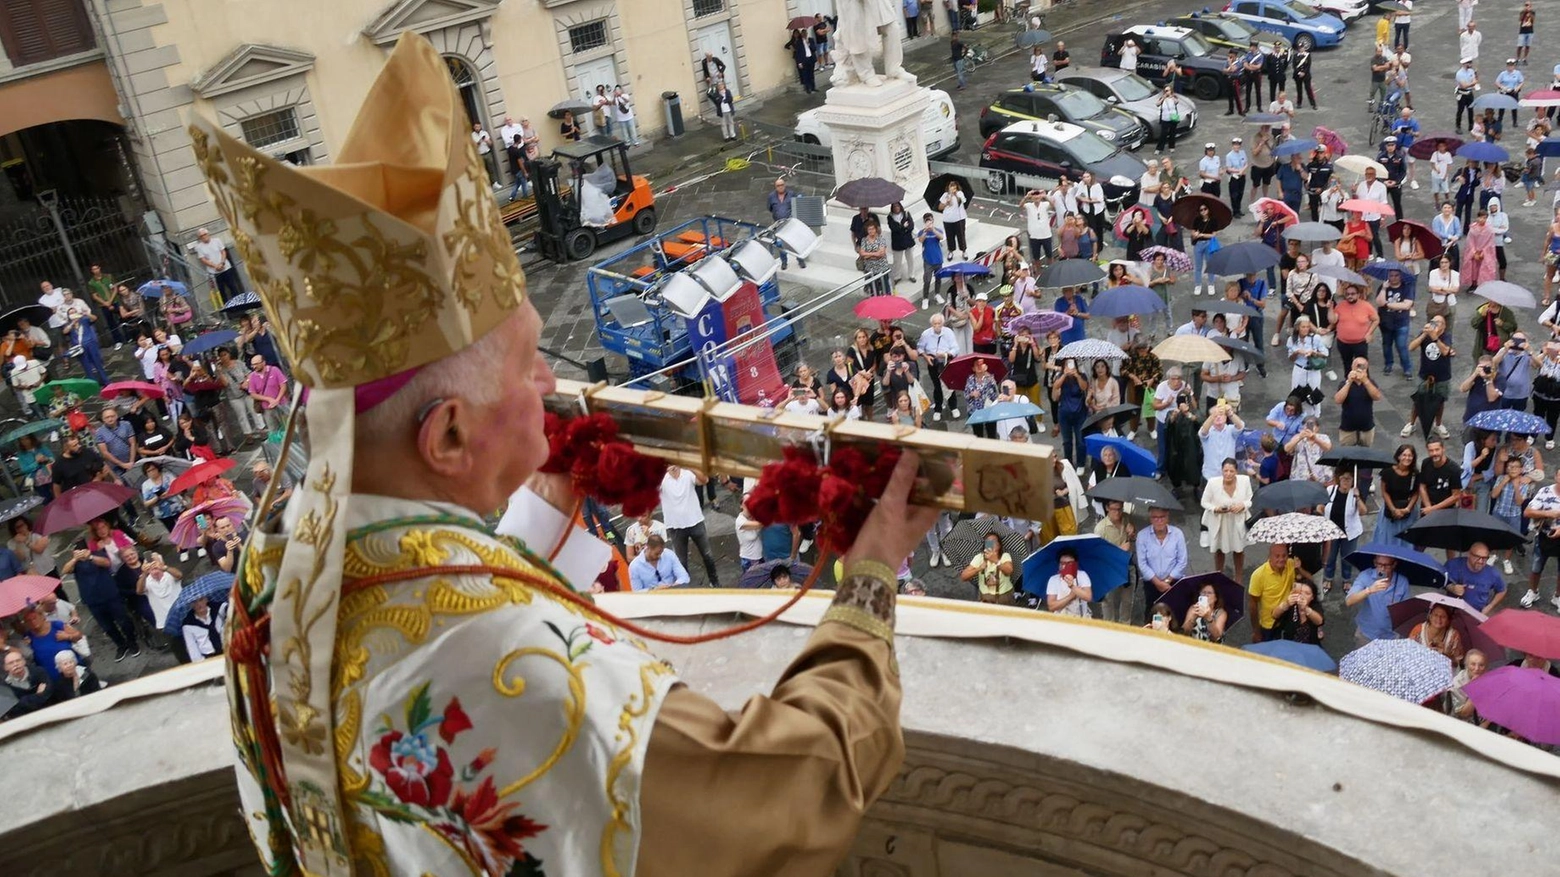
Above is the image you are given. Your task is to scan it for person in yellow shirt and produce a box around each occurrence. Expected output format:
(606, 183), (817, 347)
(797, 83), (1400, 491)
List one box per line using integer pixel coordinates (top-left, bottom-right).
(1248, 542), (1299, 642)
(1375, 13), (1393, 49)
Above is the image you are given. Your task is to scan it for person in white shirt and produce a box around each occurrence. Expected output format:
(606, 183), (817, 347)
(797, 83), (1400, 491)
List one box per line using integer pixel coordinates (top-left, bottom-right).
(498, 115), (524, 153)
(1118, 38), (1140, 71)
(938, 182), (969, 260)
(1021, 189), (1054, 262)
(181, 596), (229, 659)
(783, 384), (823, 415)
(1355, 169), (1390, 257)
(36, 280), (66, 331)
(1045, 549), (1094, 617)
(623, 511), (668, 561)
(470, 122), (499, 187)
(191, 227), (244, 302)
(1029, 47), (1049, 82)
(733, 501), (764, 570)
(1459, 21), (1482, 63)
(1310, 240), (1346, 295)
(1073, 171), (1107, 244)
(612, 86), (641, 146)
(917, 314), (961, 420)
(658, 465), (720, 586)
(136, 551), (183, 630)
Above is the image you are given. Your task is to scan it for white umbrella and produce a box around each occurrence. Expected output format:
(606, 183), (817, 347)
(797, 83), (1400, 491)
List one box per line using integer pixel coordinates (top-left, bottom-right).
(1333, 154), (1387, 178)
(1055, 339), (1127, 361)
(1473, 280), (1537, 309)
(1247, 513), (1345, 544)
(1152, 335), (1229, 364)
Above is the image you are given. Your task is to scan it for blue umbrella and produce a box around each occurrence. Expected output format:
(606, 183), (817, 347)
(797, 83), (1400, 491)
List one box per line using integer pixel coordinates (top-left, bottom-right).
(1346, 541), (1448, 590)
(1467, 408), (1552, 436)
(1090, 285), (1165, 317)
(1273, 138), (1319, 158)
(1470, 93), (1520, 113)
(1244, 112), (1286, 125)
(967, 400), (1043, 425)
(1084, 434), (1156, 477)
(1539, 137), (1560, 160)
(1020, 534), (1131, 602)
(1242, 640), (1337, 672)
(1360, 260), (1409, 280)
(179, 330), (239, 358)
(1456, 141), (1509, 163)
(935, 261), (993, 278)
(136, 279), (189, 299)
(1206, 240), (1281, 276)
(160, 570), (236, 636)
(220, 291), (262, 314)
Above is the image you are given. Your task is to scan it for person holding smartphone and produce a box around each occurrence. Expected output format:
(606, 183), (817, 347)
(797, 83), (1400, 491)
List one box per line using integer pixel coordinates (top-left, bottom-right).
(1044, 548), (1091, 617)
(962, 533), (1014, 604)
(1345, 554), (1411, 644)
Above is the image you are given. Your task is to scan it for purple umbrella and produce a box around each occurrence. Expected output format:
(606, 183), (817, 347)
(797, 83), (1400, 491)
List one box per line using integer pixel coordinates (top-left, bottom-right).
(1139, 246), (1190, 272)
(1005, 311), (1073, 336)
(1388, 593), (1500, 660)
(1462, 666), (1560, 745)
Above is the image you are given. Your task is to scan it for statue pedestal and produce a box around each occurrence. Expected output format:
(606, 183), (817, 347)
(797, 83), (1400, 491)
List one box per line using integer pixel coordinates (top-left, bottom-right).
(816, 79), (930, 201)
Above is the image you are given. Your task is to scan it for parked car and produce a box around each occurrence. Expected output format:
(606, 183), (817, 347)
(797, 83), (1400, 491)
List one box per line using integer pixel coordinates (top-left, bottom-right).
(1167, 11), (1291, 52)
(979, 120), (1146, 207)
(978, 83), (1147, 150)
(1054, 67), (1198, 141)
(1101, 26), (1235, 102)
(793, 87), (960, 159)
(1221, 0), (1346, 51)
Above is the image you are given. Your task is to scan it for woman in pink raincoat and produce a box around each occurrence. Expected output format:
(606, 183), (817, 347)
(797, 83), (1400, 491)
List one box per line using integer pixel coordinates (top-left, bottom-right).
(1461, 208), (1499, 291)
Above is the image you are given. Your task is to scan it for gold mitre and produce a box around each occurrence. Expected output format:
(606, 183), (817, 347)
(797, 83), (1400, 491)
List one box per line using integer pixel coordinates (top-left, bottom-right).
(187, 31), (524, 391)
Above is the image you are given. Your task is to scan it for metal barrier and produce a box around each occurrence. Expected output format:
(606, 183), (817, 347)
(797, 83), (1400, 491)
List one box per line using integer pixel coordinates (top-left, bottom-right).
(0, 195), (155, 308)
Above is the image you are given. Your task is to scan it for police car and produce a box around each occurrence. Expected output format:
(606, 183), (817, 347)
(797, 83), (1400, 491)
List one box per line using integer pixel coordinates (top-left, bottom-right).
(1221, 0), (1346, 51)
(1168, 11), (1291, 52)
(979, 120), (1146, 201)
(978, 83), (1147, 149)
(1101, 25), (1237, 102)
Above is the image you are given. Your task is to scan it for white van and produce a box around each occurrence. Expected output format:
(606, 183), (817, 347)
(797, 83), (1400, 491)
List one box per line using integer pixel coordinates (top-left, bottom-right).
(792, 87), (960, 160)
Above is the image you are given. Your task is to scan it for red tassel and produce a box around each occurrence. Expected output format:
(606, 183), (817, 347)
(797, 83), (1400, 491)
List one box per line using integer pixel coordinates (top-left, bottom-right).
(542, 412), (666, 517)
(747, 444), (901, 554)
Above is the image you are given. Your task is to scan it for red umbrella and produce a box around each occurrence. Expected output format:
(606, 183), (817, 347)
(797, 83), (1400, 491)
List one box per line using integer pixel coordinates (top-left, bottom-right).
(101, 380), (165, 400)
(940, 353), (1007, 390)
(1481, 610), (1560, 661)
(1408, 132), (1463, 161)
(167, 457), (237, 496)
(1339, 198), (1395, 216)
(786, 15), (818, 29)
(1387, 219), (1443, 261)
(1388, 593), (1499, 659)
(34, 482), (136, 536)
(0, 575), (61, 617)
(852, 296), (916, 321)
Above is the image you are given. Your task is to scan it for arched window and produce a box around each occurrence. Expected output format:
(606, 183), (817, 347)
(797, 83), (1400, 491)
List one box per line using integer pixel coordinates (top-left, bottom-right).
(443, 55), (486, 131)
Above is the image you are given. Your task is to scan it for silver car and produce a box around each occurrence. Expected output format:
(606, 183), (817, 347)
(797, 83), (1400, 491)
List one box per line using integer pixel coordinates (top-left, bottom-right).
(1054, 67), (1197, 141)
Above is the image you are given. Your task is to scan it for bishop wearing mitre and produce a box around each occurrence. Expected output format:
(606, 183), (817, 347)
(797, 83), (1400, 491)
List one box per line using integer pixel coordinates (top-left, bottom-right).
(202, 32), (935, 877)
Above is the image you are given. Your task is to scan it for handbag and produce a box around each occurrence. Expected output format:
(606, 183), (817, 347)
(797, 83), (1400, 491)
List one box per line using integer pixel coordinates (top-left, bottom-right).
(1204, 236), (1222, 254)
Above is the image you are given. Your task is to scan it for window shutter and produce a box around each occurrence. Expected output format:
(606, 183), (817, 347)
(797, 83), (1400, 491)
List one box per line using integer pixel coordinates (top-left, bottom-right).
(0, 0), (96, 67)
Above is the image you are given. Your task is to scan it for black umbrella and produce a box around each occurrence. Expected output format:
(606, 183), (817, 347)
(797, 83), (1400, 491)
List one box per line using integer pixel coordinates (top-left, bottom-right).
(924, 172), (973, 210)
(1410, 384), (1444, 441)
(1211, 334), (1261, 359)
(1036, 258), (1106, 289)
(834, 176), (906, 208)
(548, 99), (593, 119)
(1317, 446), (1397, 469)
(1405, 509), (1525, 552)
(0, 494), (43, 525)
(1207, 240), (1281, 276)
(0, 304), (52, 334)
(1087, 476), (1183, 510)
(1254, 480), (1328, 513)
(1170, 194), (1232, 231)
(1082, 403), (1139, 434)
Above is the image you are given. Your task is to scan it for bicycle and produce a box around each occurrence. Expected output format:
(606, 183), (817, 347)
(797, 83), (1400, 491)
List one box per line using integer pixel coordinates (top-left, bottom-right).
(1367, 89), (1402, 145)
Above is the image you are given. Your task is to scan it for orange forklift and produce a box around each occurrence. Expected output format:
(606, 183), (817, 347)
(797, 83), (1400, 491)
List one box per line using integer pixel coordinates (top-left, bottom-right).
(516, 134), (657, 263)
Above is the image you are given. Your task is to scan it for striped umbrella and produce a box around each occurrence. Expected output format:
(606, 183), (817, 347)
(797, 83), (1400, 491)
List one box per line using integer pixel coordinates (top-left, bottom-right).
(1056, 339), (1126, 361)
(160, 570), (236, 636)
(169, 497), (250, 549)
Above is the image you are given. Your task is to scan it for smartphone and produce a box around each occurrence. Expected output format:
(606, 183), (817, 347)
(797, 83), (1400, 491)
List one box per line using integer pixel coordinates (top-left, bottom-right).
(1197, 595), (1209, 610)
(196, 514), (208, 530)
(1151, 614), (1166, 630)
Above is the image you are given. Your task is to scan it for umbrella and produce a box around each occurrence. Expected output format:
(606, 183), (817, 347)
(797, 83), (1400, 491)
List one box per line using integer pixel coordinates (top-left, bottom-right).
(1087, 475), (1182, 510)
(34, 378), (101, 407)
(968, 400), (1043, 425)
(160, 570), (236, 636)
(135, 279), (188, 299)
(1282, 221), (1342, 243)
(785, 14), (819, 28)
(0, 419), (63, 445)
(1389, 593), (1500, 659)
(1005, 311), (1073, 336)
(1090, 285), (1165, 318)
(1339, 198), (1394, 216)
(219, 291), (263, 314)
(1316, 446), (1397, 469)
(1170, 194), (1232, 231)
(33, 482), (136, 536)
(124, 454), (194, 482)
(1339, 639), (1454, 704)
(548, 99), (593, 119)
(180, 330), (240, 358)
(1152, 335), (1228, 363)
(853, 296), (916, 321)
(1521, 89), (1560, 108)
(1385, 219), (1443, 261)
(1470, 94), (1519, 113)
(1248, 513), (1344, 544)
(934, 261), (994, 278)
(1312, 125), (1347, 157)
(1404, 508), (1524, 552)
(1206, 240), (1281, 276)
(1456, 140), (1509, 163)
(834, 176), (905, 208)
(1244, 112), (1286, 125)
(1242, 640), (1337, 672)
(1273, 138), (1319, 159)
(1461, 667), (1560, 745)
(1139, 245), (1190, 272)
(169, 497), (250, 549)
(1158, 572), (1247, 629)
(923, 172), (973, 210)
(942, 517), (1032, 567)
(940, 353), (1007, 390)
(1333, 154), (1387, 178)
(1480, 610), (1560, 661)
(1408, 132), (1464, 161)
(1467, 408), (1550, 436)
(1346, 541), (1448, 590)
(1020, 534), (1132, 602)
(0, 574), (62, 617)
(1210, 334), (1261, 359)
(1254, 480), (1328, 513)
(1311, 264), (1369, 286)
(1473, 280), (1537, 309)
(1248, 197), (1297, 225)
(1081, 403), (1139, 433)
(737, 559), (812, 590)
(168, 458), (238, 496)
(1055, 339), (1126, 361)
(1015, 28), (1053, 48)
(0, 304), (53, 333)
(1360, 260), (1409, 281)
(1084, 434), (1156, 477)
(1035, 258), (1105, 288)
(100, 380), (165, 400)
(0, 494), (43, 526)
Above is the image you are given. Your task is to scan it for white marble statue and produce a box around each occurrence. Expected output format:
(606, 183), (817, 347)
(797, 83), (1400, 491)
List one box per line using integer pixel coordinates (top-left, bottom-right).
(832, 0), (914, 87)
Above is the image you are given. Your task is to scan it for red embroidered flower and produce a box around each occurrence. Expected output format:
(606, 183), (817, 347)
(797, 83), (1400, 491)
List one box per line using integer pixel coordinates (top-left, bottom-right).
(439, 698), (473, 745)
(585, 623), (616, 646)
(369, 731), (454, 808)
(468, 748), (497, 775)
(446, 777), (547, 874)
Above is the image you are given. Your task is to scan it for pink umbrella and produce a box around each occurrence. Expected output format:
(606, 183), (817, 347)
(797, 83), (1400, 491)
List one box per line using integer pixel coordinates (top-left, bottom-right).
(1389, 593), (1500, 659)
(1139, 245), (1191, 272)
(0, 575), (60, 617)
(34, 482), (137, 536)
(1313, 125), (1347, 157)
(1249, 197), (1298, 224)
(1339, 198), (1395, 216)
(1461, 666), (1560, 745)
(101, 380), (165, 400)
(852, 296), (916, 321)
(169, 497), (250, 549)
(1520, 89), (1560, 108)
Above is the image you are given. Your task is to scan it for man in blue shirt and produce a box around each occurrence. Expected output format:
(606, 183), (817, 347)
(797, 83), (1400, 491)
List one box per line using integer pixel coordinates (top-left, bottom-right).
(1346, 554), (1412, 643)
(1265, 395), (1305, 447)
(1135, 508), (1187, 623)
(1390, 108), (1421, 190)
(1495, 58), (1525, 128)
(629, 534), (690, 591)
(1240, 42), (1265, 112)
(1444, 542), (1506, 612)
(1197, 143), (1222, 197)
(61, 544), (140, 661)
(1224, 136), (1249, 216)
(91, 408), (137, 479)
(765, 178), (806, 269)
(1054, 286), (1089, 345)
(1454, 58), (1479, 133)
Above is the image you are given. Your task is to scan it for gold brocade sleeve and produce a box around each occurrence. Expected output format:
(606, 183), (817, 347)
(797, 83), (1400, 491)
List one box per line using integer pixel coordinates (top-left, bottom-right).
(637, 576), (904, 877)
